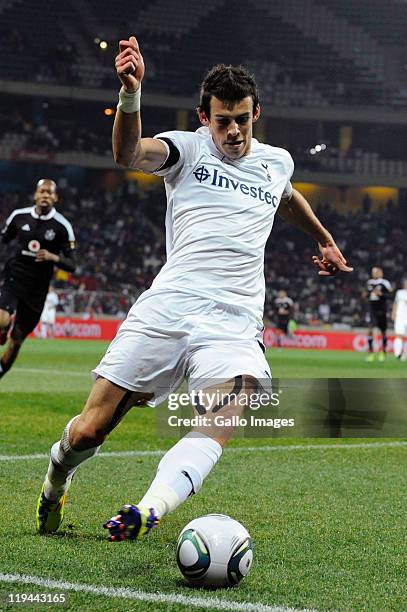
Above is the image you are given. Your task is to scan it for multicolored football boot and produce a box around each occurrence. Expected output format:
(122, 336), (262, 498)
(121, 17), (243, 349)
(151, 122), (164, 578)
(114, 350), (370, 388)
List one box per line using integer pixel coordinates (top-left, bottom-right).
(36, 484), (67, 534)
(103, 504), (160, 541)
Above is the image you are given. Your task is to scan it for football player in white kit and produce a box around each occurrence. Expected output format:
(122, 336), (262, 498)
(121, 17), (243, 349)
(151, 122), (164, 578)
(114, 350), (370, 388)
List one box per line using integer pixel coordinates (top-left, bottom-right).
(36, 36), (353, 538)
(40, 286), (59, 339)
(392, 278), (407, 360)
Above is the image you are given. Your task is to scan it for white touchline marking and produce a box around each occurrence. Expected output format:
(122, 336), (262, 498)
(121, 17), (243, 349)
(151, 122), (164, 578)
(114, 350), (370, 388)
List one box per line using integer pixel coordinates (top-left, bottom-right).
(0, 441), (405, 462)
(0, 573), (314, 612)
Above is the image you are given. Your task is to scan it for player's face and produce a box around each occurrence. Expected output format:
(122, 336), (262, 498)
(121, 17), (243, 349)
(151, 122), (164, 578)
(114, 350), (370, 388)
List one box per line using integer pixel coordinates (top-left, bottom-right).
(372, 267), (383, 279)
(200, 96), (260, 160)
(34, 182), (58, 214)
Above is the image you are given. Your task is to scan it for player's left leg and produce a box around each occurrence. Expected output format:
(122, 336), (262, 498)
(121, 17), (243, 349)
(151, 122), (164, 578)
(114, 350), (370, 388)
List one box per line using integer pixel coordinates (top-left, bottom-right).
(276, 319), (287, 347)
(0, 323), (23, 377)
(378, 314), (388, 361)
(394, 335), (403, 359)
(393, 318), (407, 360)
(0, 286), (17, 346)
(104, 374), (259, 541)
(0, 302), (39, 378)
(0, 309), (12, 345)
(366, 324), (375, 362)
(40, 321), (47, 339)
(104, 322), (271, 541)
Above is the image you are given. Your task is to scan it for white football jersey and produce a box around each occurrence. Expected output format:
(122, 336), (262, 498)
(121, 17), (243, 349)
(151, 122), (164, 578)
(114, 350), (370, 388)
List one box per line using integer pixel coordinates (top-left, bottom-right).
(44, 291), (59, 310)
(41, 290), (59, 324)
(395, 289), (407, 320)
(149, 126), (294, 322)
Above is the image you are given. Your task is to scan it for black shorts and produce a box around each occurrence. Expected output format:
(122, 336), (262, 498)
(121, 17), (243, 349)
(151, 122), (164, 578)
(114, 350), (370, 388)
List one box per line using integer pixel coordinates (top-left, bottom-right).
(370, 307), (387, 332)
(277, 316), (289, 334)
(0, 285), (43, 338)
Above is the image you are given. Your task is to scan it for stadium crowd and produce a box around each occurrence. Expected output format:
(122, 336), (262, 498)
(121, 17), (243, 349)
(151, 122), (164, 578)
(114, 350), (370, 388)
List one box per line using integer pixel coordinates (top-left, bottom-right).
(2, 101), (407, 179)
(1, 183), (405, 327)
(264, 196), (406, 327)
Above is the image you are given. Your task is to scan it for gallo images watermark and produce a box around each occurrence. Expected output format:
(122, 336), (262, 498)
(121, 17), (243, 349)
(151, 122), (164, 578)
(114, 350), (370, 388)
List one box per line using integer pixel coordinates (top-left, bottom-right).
(164, 385), (295, 431)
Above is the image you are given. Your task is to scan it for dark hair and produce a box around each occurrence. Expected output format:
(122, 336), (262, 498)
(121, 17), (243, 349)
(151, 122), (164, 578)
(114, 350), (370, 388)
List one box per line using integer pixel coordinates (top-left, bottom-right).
(198, 64), (259, 117)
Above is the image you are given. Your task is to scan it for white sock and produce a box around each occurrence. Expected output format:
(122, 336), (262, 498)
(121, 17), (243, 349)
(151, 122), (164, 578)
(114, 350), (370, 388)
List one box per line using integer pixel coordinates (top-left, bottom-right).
(138, 432), (222, 518)
(44, 416), (100, 500)
(394, 337), (403, 357)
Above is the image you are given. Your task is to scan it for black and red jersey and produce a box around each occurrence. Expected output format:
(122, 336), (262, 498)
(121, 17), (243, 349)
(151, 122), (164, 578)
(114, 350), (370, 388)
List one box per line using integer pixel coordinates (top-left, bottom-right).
(1, 205), (76, 306)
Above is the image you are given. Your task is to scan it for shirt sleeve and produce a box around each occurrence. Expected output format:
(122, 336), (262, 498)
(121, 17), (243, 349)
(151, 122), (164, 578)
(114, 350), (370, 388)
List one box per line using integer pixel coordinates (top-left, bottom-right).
(56, 229), (76, 273)
(281, 151), (295, 199)
(152, 130), (199, 179)
(282, 181), (293, 199)
(1, 211), (19, 243)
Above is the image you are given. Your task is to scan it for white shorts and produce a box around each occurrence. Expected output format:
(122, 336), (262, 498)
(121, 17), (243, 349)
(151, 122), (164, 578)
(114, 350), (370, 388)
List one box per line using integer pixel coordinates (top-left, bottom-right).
(41, 311), (56, 325)
(395, 317), (407, 336)
(93, 290), (271, 406)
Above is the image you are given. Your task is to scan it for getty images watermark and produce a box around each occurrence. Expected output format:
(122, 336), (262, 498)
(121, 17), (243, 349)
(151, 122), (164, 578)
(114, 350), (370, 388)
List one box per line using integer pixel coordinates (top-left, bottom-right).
(157, 378), (407, 438)
(165, 386), (295, 430)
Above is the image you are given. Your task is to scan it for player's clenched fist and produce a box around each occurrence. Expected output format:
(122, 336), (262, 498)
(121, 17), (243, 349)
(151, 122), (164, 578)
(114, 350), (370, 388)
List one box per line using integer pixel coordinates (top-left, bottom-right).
(115, 36), (145, 92)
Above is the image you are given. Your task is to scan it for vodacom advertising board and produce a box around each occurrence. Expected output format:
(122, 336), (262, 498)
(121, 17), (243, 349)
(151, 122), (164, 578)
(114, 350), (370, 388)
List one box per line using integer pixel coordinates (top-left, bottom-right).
(32, 318), (393, 353)
(263, 327), (395, 352)
(31, 317), (123, 340)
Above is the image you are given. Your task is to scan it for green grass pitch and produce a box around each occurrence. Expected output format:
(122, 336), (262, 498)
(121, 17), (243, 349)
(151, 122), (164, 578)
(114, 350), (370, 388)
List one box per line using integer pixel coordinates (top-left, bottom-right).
(0, 339), (406, 611)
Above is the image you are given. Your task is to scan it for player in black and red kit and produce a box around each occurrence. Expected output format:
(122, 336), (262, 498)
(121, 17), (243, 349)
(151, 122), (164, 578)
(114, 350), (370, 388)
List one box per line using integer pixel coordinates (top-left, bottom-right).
(366, 266), (392, 362)
(0, 179), (76, 378)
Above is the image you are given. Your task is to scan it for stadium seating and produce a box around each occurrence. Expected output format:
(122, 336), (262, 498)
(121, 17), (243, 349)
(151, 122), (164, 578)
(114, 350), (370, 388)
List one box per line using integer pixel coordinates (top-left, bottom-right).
(319, 0), (407, 45)
(2, 94), (407, 178)
(0, 0), (406, 108)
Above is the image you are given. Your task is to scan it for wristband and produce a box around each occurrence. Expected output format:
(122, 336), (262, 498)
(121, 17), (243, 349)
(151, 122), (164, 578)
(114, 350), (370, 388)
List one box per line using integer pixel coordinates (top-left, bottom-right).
(117, 86), (141, 113)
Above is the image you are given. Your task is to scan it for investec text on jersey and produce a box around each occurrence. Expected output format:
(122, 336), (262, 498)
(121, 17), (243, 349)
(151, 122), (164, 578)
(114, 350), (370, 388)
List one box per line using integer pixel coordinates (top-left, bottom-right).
(193, 165), (279, 207)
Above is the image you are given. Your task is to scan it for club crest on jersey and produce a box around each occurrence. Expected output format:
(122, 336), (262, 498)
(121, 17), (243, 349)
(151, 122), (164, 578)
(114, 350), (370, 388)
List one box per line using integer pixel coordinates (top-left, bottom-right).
(28, 240), (41, 252)
(261, 162), (271, 181)
(192, 164), (279, 207)
(45, 229), (56, 241)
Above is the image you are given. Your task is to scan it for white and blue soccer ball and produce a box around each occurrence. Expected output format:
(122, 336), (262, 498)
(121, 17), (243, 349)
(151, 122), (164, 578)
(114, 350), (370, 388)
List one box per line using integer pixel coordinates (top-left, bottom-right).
(176, 514), (253, 587)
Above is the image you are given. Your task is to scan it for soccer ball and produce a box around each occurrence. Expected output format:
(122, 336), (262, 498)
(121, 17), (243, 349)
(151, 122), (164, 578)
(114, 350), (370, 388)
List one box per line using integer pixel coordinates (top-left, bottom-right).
(176, 514), (253, 587)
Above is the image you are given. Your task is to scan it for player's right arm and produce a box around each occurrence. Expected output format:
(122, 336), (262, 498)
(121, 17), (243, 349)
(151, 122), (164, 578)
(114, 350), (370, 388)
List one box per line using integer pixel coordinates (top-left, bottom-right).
(1, 212), (18, 244)
(112, 36), (168, 171)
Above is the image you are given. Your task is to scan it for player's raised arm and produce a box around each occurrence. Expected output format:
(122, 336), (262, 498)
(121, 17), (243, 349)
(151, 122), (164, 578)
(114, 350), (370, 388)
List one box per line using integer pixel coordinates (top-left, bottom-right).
(278, 189), (353, 276)
(112, 36), (168, 171)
